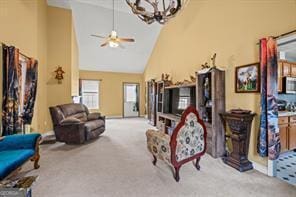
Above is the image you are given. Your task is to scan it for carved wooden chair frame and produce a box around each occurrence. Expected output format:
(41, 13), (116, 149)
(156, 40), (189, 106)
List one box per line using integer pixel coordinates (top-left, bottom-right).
(151, 106), (207, 182)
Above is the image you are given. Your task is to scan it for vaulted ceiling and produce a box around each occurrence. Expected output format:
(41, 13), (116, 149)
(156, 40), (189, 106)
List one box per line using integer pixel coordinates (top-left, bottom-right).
(47, 0), (162, 73)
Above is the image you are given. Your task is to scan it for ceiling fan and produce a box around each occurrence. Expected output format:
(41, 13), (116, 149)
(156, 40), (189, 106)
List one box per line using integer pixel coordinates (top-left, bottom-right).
(91, 0), (135, 48)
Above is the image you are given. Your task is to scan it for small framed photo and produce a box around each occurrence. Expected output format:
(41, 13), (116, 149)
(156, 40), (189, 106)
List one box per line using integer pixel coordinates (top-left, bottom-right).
(235, 63), (260, 93)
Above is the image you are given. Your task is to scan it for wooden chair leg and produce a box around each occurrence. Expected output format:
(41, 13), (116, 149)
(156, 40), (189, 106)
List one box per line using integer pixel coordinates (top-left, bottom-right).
(174, 166), (180, 182)
(152, 155), (157, 165)
(195, 157), (201, 171)
(33, 137), (41, 169)
(33, 153), (40, 169)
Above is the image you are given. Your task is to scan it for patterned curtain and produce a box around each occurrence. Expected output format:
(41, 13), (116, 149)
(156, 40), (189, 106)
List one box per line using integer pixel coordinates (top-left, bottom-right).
(1, 45), (38, 136)
(2, 45), (21, 136)
(22, 59), (38, 125)
(257, 37), (280, 160)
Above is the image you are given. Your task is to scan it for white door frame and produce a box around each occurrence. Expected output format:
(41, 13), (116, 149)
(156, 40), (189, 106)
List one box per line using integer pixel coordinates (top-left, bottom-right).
(122, 82), (140, 118)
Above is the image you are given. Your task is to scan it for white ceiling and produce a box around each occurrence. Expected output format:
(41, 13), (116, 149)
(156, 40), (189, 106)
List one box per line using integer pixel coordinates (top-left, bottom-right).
(48, 0), (131, 13)
(47, 0), (162, 73)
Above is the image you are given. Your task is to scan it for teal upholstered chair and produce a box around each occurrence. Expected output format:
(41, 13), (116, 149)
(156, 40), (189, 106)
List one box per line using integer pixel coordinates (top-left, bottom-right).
(0, 133), (41, 180)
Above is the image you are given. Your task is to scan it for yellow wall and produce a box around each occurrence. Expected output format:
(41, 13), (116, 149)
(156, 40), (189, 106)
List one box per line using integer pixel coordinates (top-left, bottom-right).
(46, 6), (74, 130)
(35, 0), (49, 133)
(0, 2), (78, 133)
(144, 0), (296, 165)
(0, 0), (48, 133)
(71, 23), (79, 96)
(79, 70), (145, 117)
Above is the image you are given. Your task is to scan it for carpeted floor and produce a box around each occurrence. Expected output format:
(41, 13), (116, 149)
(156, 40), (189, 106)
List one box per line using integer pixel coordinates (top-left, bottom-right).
(22, 118), (296, 197)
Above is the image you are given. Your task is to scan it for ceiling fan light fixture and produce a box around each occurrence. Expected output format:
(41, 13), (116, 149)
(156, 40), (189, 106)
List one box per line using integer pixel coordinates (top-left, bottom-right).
(110, 30), (117, 39)
(126, 0), (190, 25)
(109, 40), (119, 48)
(91, 0), (135, 48)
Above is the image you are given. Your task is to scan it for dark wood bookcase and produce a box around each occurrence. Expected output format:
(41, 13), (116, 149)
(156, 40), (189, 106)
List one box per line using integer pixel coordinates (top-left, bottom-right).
(156, 81), (165, 113)
(156, 82), (195, 135)
(147, 80), (157, 126)
(196, 68), (226, 158)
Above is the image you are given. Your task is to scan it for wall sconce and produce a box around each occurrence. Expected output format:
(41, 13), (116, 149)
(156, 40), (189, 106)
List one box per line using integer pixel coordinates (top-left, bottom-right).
(54, 66), (65, 84)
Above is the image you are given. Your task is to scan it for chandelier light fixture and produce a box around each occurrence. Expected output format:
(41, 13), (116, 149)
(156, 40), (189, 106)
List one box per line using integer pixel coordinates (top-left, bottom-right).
(126, 0), (189, 25)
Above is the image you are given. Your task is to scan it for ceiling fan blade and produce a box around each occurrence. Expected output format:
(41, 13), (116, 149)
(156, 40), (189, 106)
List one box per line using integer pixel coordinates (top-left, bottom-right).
(101, 42), (109, 47)
(117, 38), (135, 42)
(91, 34), (106, 39)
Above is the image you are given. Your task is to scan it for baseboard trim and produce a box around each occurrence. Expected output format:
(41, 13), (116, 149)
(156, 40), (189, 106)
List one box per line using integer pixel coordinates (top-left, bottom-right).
(267, 159), (276, 177)
(40, 130), (56, 144)
(42, 130), (54, 137)
(251, 160), (268, 175)
(106, 116), (123, 119)
(106, 115), (145, 119)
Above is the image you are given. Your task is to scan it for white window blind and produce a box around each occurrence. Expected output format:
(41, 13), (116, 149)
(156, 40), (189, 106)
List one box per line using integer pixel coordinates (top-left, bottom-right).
(81, 80), (100, 109)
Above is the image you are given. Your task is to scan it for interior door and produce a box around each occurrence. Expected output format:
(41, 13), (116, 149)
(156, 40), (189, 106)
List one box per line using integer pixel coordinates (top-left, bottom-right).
(123, 83), (139, 117)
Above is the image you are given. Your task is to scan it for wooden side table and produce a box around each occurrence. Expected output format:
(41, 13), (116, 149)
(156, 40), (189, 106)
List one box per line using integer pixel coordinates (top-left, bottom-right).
(220, 111), (256, 172)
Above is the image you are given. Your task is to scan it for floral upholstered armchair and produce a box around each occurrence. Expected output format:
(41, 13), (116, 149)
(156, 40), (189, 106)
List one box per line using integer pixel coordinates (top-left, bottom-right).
(146, 106), (207, 182)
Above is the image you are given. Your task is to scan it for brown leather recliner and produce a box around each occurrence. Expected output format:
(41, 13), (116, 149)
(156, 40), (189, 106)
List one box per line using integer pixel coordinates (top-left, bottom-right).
(49, 103), (105, 144)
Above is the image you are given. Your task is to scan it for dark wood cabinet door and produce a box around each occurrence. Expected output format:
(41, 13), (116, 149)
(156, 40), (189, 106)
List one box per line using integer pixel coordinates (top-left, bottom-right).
(279, 124), (289, 152)
(289, 123), (296, 150)
(291, 63), (296, 77)
(282, 62), (291, 76)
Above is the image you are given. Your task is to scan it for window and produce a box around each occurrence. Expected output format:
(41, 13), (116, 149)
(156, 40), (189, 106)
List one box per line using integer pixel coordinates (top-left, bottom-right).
(125, 85), (137, 102)
(178, 97), (190, 109)
(81, 80), (100, 109)
(178, 88), (191, 110)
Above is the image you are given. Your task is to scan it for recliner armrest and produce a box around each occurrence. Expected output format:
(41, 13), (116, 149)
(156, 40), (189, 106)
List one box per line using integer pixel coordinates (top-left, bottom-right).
(60, 117), (81, 125)
(87, 113), (104, 121)
(55, 123), (85, 144)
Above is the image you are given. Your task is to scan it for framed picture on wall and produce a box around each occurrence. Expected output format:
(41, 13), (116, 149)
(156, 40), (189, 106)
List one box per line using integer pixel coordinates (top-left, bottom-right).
(235, 63), (260, 93)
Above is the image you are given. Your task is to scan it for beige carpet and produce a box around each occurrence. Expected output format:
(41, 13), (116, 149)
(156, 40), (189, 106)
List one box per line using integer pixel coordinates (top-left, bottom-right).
(22, 118), (295, 197)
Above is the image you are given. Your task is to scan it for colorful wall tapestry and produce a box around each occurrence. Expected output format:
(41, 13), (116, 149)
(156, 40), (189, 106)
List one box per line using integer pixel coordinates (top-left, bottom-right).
(257, 37), (280, 160)
(2, 45), (21, 136)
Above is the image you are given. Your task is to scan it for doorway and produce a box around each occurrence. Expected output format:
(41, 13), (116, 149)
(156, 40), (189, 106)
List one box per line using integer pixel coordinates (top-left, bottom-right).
(273, 32), (296, 185)
(123, 83), (140, 118)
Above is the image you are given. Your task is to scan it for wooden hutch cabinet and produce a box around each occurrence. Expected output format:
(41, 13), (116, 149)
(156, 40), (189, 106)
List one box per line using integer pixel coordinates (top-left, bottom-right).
(278, 60), (296, 92)
(196, 68), (226, 158)
(155, 79), (173, 131)
(147, 80), (157, 126)
(156, 81), (165, 113)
